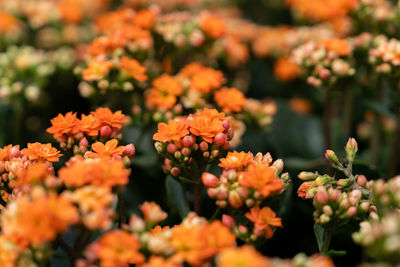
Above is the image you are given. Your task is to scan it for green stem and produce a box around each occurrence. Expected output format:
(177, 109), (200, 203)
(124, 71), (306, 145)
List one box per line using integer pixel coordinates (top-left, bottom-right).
(194, 182), (202, 215)
(387, 109), (400, 178)
(323, 88), (333, 173)
(343, 88), (354, 137)
(117, 190), (126, 227)
(209, 208), (221, 222)
(321, 227), (333, 255)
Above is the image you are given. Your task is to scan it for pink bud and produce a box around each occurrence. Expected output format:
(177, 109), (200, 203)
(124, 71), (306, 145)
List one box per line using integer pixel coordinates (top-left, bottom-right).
(315, 188), (329, 205)
(0, 162), (4, 173)
(202, 172), (219, 187)
(100, 126), (112, 138)
(223, 142), (230, 150)
(347, 206), (357, 216)
(124, 144), (136, 158)
(238, 225), (248, 234)
(181, 147), (191, 157)
(182, 135), (195, 148)
(360, 201), (370, 211)
(9, 146), (20, 158)
(340, 198), (350, 209)
(170, 167), (181, 177)
(207, 188), (218, 198)
(203, 151), (210, 158)
(319, 68), (331, 80)
(79, 137), (89, 147)
(222, 214), (235, 228)
(167, 143), (177, 154)
(214, 133), (227, 146)
(216, 200), (227, 208)
(228, 191), (243, 209)
(329, 189), (342, 202)
(199, 141), (208, 151)
(216, 187), (228, 200)
(238, 187), (249, 198)
(222, 120), (230, 130)
(227, 129), (234, 139)
(357, 175), (367, 187)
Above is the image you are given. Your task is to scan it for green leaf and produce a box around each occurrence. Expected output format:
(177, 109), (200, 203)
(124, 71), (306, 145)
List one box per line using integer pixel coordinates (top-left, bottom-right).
(327, 249), (347, 257)
(314, 223), (325, 252)
(165, 176), (189, 219)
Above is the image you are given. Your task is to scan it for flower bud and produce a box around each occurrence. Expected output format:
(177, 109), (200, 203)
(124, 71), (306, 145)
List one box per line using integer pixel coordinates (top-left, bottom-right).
(124, 144), (136, 158)
(216, 187), (228, 200)
(272, 159), (284, 174)
(170, 167), (181, 177)
(207, 188), (218, 198)
(357, 175), (367, 187)
(325, 150), (339, 164)
(329, 189), (342, 202)
(298, 171), (319, 181)
(347, 206), (357, 216)
(174, 151), (182, 159)
(128, 214), (146, 232)
(227, 170), (237, 181)
(346, 138), (358, 162)
(360, 201), (370, 211)
(199, 141), (208, 151)
(315, 188), (329, 205)
(167, 143), (177, 154)
(216, 200), (227, 208)
(155, 142), (163, 153)
(202, 173), (219, 187)
(222, 120), (230, 130)
(9, 146), (20, 158)
(320, 214), (330, 224)
(181, 147), (191, 157)
(100, 126), (112, 138)
(323, 205), (333, 216)
(238, 224), (248, 234)
(203, 151), (210, 158)
(228, 191), (243, 209)
(238, 187), (249, 198)
(79, 137), (89, 147)
(214, 133), (227, 147)
(245, 199), (255, 207)
(222, 214), (235, 228)
(182, 135), (195, 148)
(340, 198), (350, 209)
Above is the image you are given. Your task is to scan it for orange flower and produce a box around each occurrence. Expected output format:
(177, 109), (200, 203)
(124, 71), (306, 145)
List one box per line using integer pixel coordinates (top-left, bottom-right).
(219, 151), (253, 170)
(214, 87), (247, 113)
(146, 89), (177, 110)
(59, 0), (83, 24)
(0, 12), (18, 33)
(91, 107), (127, 129)
(1, 190), (78, 248)
(47, 112), (80, 139)
(320, 38), (351, 56)
(178, 62), (205, 78)
(297, 181), (313, 199)
(0, 235), (19, 267)
(274, 57), (300, 81)
(196, 108), (230, 121)
(153, 74), (184, 96)
(86, 139), (125, 159)
(170, 224), (213, 265)
(0, 145), (13, 161)
(309, 254), (335, 267)
(91, 230), (145, 267)
(245, 206), (282, 238)
(79, 114), (101, 136)
(153, 120), (189, 142)
(120, 56), (148, 82)
(216, 246), (271, 267)
(14, 163), (51, 188)
(188, 115), (224, 143)
(239, 164), (283, 197)
(140, 202), (168, 224)
(201, 14), (226, 39)
(22, 143), (62, 162)
(149, 225), (170, 235)
(82, 60), (113, 82)
(133, 9), (156, 29)
(203, 221), (236, 252)
(289, 98), (312, 114)
(59, 158), (130, 188)
(190, 68), (225, 93)
(139, 256), (181, 267)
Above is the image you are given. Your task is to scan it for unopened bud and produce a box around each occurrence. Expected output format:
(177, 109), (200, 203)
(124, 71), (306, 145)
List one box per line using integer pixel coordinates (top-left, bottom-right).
(174, 151), (182, 159)
(320, 214), (330, 224)
(228, 191), (243, 209)
(245, 199), (255, 207)
(357, 175), (367, 187)
(298, 171), (319, 181)
(238, 187), (249, 198)
(346, 138), (358, 162)
(199, 141), (208, 151)
(203, 151), (210, 158)
(207, 188), (218, 198)
(347, 206), (357, 216)
(323, 205), (333, 216)
(181, 147), (191, 157)
(315, 188), (329, 205)
(325, 150), (339, 164)
(182, 135), (195, 148)
(214, 133), (227, 147)
(124, 144), (136, 158)
(216, 200), (227, 208)
(329, 189), (342, 202)
(170, 167), (181, 177)
(222, 214), (235, 228)
(100, 126), (112, 138)
(222, 120), (230, 130)
(202, 173), (219, 187)
(272, 159), (284, 174)
(360, 201), (370, 211)
(9, 146), (20, 158)
(167, 143), (177, 154)
(238, 225), (248, 234)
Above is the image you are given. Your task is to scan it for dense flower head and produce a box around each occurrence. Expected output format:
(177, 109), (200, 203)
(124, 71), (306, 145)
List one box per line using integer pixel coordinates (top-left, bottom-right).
(79, 114), (101, 137)
(219, 151), (254, 170)
(91, 107), (128, 129)
(82, 59), (113, 82)
(153, 120), (189, 142)
(200, 13), (227, 39)
(153, 74), (184, 96)
(239, 164), (284, 197)
(67, 186), (115, 230)
(46, 112), (80, 139)
(320, 38), (352, 56)
(22, 143), (62, 162)
(1, 188), (78, 248)
(120, 56), (148, 82)
(214, 87), (247, 113)
(216, 245), (271, 267)
(13, 162), (55, 189)
(0, 12), (18, 33)
(85, 139), (126, 159)
(85, 230), (145, 267)
(274, 57), (300, 81)
(0, 235), (19, 267)
(189, 67), (225, 93)
(59, 157), (130, 188)
(245, 206), (282, 238)
(188, 113), (225, 143)
(140, 201), (168, 224)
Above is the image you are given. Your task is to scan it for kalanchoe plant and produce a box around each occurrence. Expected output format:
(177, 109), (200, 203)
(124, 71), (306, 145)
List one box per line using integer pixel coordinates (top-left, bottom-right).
(297, 138), (374, 255)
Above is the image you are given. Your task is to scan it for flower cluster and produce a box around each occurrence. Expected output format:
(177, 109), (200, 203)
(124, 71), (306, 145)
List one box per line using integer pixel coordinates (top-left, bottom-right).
(369, 37), (400, 75)
(298, 139), (372, 226)
(153, 108), (232, 179)
(291, 39), (355, 88)
(0, 46), (76, 102)
(202, 151), (289, 241)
